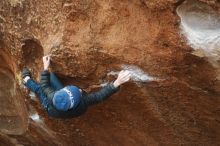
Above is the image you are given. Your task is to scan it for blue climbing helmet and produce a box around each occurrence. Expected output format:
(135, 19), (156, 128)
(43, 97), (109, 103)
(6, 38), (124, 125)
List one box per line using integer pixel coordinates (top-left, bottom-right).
(53, 86), (81, 111)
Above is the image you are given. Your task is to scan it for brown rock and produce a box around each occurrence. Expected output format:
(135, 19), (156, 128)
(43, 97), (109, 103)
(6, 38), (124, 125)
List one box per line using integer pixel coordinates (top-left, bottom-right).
(0, 0), (220, 145)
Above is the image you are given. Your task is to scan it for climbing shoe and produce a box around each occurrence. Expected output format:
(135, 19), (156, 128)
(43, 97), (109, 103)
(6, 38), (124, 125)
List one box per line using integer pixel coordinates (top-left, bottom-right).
(22, 68), (32, 79)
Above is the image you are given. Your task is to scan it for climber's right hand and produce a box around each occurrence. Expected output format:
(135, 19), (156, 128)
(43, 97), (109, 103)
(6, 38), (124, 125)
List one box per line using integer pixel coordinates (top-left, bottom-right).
(43, 55), (51, 70)
(113, 70), (131, 88)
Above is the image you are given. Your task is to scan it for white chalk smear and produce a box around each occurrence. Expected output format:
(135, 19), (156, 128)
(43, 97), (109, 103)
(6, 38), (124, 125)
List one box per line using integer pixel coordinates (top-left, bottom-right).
(100, 82), (108, 87)
(108, 65), (160, 83)
(30, 113), (42, 123)
(29, 91), (38, 101)
(177, 0), (220, 65)
(122, 65), (159, 82)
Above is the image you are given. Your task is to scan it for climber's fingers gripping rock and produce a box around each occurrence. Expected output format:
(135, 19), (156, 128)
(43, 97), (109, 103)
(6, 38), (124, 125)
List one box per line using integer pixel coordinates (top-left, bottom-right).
(113, 70), (131, 88)
(43, 55), (51, 70)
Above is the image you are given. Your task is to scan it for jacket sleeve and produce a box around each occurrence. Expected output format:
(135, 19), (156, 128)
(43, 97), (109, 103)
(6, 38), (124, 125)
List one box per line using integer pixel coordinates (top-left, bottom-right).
(83, 83), (120, 106)
(40, 70), (56, 103)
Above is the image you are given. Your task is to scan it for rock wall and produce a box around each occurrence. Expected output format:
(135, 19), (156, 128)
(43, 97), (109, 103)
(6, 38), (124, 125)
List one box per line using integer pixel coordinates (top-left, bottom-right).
(0, 0), (220, 146)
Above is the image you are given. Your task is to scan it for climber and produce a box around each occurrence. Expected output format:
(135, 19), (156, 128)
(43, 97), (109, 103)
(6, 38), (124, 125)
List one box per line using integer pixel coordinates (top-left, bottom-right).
(22, 55), (131, 118)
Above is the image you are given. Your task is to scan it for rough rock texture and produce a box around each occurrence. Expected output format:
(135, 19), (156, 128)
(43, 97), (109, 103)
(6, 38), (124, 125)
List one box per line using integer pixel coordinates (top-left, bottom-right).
(0, 0), (220, 146)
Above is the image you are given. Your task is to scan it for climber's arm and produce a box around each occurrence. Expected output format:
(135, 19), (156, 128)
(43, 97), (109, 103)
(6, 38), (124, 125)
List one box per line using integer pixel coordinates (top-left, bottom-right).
(83, 83), (119, 106)
(83, 70), (131, 106)
(40, 55), (55, 101)
(40, 70), (55, 99)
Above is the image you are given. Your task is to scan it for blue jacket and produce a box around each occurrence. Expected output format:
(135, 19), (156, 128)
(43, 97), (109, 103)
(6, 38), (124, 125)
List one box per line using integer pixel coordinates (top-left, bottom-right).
(40, 71), (119, 118)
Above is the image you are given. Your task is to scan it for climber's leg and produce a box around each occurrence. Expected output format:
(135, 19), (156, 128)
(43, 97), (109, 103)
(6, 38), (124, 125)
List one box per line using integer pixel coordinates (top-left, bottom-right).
(22, 68), (49, 109)
(24, 79), (49, 109)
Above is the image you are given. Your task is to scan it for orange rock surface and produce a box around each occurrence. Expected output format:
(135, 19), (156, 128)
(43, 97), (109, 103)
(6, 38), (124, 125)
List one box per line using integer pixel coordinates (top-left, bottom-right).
(0, 0), (220, 145)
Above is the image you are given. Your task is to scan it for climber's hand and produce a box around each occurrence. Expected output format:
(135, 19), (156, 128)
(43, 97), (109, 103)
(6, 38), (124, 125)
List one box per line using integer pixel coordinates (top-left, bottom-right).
(113, 70), (131, 88)
(43, 55), (51, 70)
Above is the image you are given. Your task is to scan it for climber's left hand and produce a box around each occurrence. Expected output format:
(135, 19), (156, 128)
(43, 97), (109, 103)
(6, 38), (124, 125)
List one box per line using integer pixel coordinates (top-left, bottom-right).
(43, 55), (51, 70)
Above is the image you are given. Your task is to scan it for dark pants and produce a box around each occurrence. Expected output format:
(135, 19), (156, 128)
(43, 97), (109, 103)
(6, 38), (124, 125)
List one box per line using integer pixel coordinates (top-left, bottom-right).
(24, 73), (63, 110)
